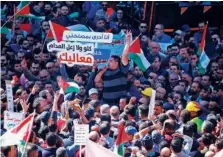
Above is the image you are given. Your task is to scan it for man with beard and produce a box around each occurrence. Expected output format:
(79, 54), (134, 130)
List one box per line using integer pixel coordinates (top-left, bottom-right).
(13, 60), (23, 77)
(44, 3), (52, 16)
(146, 56), (167, 77)
(21, 61), (41, 84)
(19, 39), (31, 54)
(166, 72), (179, 93)
(76, 85), (87, 103)
(54, 5), (77, 27)
(133, 66), (147, 83)
(156, 87), (166, 102)
(33, 20), (50, 41)
(187, 81), (201, 102)
(197, 87), (211, 103)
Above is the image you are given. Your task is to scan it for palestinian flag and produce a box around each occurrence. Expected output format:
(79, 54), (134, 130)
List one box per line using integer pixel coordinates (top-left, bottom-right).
(16, 1), (29, 12)
(86, 140), (121, 157)
(1, 27), (11, 35)
(69, 12), (79, 19)
(59, 78), (80, 94)
(128, 37), (151, 72)
(16, 4), (45, 20)
(196, 23), (212, 75)
(20, 23), (31, 33)
(0, 113), (34, 147)
(49, 21), (69, 42)
(114, 122), (128, 156)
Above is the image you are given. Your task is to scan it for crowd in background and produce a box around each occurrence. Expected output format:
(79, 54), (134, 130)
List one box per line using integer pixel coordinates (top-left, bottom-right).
(1, 1), (223, 157)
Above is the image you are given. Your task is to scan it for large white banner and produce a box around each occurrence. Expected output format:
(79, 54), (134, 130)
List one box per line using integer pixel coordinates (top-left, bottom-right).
(58, 51), (94, 67)
(4, 111), (25, 130)
(63, 31), (113, 43)
(47, 40), (94, 54)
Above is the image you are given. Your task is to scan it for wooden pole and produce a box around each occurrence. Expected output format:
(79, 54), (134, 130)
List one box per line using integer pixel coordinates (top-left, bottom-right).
(79, 145), (82, 157)
(143, 1), (148, 20)
(149, 1), (155, 32)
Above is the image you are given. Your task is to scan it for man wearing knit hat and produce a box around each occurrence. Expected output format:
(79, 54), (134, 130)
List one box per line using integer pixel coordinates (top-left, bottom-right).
(186, 101), (203, 133)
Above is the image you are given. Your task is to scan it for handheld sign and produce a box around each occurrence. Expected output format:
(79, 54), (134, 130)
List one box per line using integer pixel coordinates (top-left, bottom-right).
(5, 81), (14, 112)
(74, 124), (89, 145)
(47, 41), (94, 54)
(4, 111), (25, 130)
(63, 31), (113, 43)
(57, 52), (94, 67)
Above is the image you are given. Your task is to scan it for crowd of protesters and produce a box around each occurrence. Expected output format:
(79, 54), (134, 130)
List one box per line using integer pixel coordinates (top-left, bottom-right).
(1, 1), (223, 157)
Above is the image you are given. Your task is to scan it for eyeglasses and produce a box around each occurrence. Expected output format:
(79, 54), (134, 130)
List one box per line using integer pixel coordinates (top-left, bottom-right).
(46, 67), (53, 69)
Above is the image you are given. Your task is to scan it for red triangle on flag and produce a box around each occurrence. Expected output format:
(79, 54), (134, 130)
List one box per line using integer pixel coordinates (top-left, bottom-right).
(181, 7), (188, 15)
(20, 24), (31, 33)
(106, 8), (113, 16)
(16, 4), (30, 15)
(105, 28), (113, 33)
(115, 122), (127, 145)
(203, 6), (212, 13)
(46, 30), (54, 39)
(49, 21), (69, 42)
(129, 37), (141, 54)
(60, 78), (69, 92)
(200, 24), (208, 52)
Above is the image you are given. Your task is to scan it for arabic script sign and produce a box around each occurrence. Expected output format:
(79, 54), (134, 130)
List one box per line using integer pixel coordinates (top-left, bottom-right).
(58, 51), (94, 67)
(4, 111), (24, 130)
(47, 40), (94, 54)
(63, 31), (113, 43)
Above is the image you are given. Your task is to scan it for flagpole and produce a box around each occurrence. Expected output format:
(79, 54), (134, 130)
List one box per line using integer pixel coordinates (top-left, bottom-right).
(12, 4), (16, 37)
(1, 3), (30, 28)
(148, 1), (155, 32)
(143, 1), (148, 20)
(80, 145), (82, 157)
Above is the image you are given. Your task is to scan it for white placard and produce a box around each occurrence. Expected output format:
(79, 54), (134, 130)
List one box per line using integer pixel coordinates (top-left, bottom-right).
(58, 52), (94, 67)
(148, 89), (156, 117)
(74, 124), (89, 145)
(47, 40), (94, 54)
(63, 31), (113, 43)
(5, 81), (14, 112)
(4, 111), (25, 130)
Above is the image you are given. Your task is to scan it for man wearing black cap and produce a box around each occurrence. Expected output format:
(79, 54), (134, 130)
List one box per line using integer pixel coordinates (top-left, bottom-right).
(141, 134), (159, 157)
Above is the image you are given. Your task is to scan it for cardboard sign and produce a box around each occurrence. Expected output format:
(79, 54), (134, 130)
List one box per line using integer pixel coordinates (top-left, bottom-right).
(94, 49), (111, 69)
(148, 89), (156, 117)
(58, 51), (94, 67)
(5, 81), (14, 112)
(74, 124), (89, 145)
(47, 40), (94, 54)
(94, 49), (111, 62)
(4, 111), (25, 130)
(63, 31), (113, 43)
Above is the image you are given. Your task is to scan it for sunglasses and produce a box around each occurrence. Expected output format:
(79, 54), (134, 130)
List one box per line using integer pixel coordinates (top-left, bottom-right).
(40, 76), (48, 79)
(140, 26), (147, 29)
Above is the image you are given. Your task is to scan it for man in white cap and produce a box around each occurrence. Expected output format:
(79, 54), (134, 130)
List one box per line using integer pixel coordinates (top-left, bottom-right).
(88, 88), (98, 100)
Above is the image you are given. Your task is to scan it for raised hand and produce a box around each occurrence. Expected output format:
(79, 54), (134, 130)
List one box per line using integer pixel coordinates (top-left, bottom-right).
(20, 99), (30, 113)
(126, 30), (132, 45)
(31, 84), (39, 95)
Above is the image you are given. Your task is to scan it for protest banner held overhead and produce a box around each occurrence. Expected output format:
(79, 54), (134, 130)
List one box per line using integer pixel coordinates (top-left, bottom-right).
(63, 31), (113, 43)
(47, 40), (94, 54)
(4, 111), (25, 130)
(57, 51), (94, 67)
